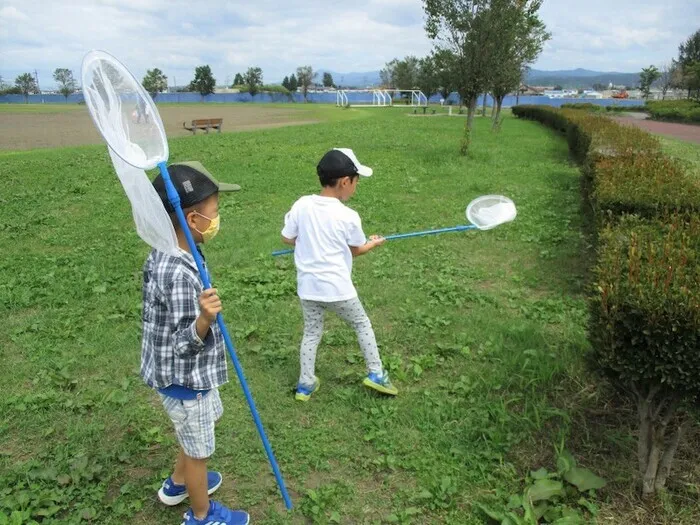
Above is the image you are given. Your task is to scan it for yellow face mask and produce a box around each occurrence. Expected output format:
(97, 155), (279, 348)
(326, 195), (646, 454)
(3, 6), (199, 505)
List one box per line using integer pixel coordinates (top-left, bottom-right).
(193, 212), (220, 243)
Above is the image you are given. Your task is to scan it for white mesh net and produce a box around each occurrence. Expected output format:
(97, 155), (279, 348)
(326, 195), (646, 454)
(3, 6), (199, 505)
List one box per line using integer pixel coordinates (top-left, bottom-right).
(466, 195), (517, 230)
(81, 50), (177, 256)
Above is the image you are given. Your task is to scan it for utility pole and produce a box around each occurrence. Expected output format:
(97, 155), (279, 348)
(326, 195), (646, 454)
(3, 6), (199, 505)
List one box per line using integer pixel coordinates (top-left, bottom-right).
(34, 69), (40, 93)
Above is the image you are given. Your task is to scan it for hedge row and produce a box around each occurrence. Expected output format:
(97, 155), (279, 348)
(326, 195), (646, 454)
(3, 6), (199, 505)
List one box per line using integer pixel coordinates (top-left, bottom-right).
(560, 102), (647, 114)
(646, 99), (700, 124)
(513, 105), (700, 219)
(513, 104), (700, 402)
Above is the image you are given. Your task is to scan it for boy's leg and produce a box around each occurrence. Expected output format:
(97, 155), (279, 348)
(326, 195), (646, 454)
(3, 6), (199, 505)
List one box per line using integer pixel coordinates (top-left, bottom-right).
(328, 298), (382, 374)
(185, 455), (210, 519)
(159, 389), (224, 512)
(299, 300), (325, 387)
(172, 448), (186, 485)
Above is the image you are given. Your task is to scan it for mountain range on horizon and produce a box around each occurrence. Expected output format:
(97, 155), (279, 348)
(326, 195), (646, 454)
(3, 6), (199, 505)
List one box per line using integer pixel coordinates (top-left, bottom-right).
(304, 67), (640, 89)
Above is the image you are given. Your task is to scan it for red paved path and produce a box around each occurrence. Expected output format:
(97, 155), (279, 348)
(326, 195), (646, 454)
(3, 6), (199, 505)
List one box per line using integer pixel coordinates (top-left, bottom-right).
(612, 116), (700, 144)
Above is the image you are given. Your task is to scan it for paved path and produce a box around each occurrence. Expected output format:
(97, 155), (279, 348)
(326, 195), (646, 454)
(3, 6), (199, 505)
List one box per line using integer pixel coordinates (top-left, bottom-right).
(612, 115), (700, 144)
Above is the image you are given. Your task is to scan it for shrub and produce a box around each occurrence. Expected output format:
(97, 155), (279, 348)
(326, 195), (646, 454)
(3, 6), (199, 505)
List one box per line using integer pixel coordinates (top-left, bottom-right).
(262, 84), (291, 96)
(561, 102), (604, 112)
(514, 105), (700, 499)
(646, 100), (700, 123)
(591, 214), (699, 496)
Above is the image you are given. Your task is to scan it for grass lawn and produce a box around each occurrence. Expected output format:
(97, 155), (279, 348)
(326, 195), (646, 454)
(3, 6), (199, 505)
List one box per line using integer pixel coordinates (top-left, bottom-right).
(0, 103), (85, 113)
(0, 108), (697, 524)
(660, 136), (700, 175)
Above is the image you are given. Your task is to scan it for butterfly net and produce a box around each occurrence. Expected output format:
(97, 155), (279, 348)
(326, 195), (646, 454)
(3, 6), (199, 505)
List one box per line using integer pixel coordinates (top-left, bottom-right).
(81, 50), (177, 256)
(466, 195), (517, 230)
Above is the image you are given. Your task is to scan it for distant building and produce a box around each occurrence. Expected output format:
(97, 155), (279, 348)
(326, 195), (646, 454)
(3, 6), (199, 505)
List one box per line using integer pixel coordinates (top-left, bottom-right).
(581, 90), (603, 99)
(544, 89), (578, 98)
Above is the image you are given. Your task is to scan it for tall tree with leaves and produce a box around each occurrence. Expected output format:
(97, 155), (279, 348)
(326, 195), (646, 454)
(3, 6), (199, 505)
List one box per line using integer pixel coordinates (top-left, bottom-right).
(233, 72), (244, 86)
(489, 0), (549, 128)
(243, 67), (263, 96)
(15, 73), (38, 103)
(381, 57), (420, 90)
(433, 48), (457, 100)
(142, 68), (168, 99)
(677, 29), (700, 99)
(639, 65), (661, 100)
(188, 65), (216, 98)
(289, 74), (298, 92)
(296, 66), (316, 101)
(322, 72), (335, 88)
(417, 55), (438, 100)
(424, 0), (503, 153)
(282, 76), (290, 90)
(53, 68), (77, 102)
(658, 62), (675, 99)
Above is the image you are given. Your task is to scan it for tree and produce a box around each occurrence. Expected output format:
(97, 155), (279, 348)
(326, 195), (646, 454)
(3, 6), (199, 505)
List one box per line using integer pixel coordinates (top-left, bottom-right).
(282, 76), (290, 90)
(592, 82), (606, 92)
(233, 72), (244, 86)
(296, 66), (316, 101)
(243, 67), (263, 96)
(433, 48), (457, 100)
(553, 84), (563, 91)
(15, 73), (37, 103)
(188, 65), (216, 98)
(658, 62), (675, 100)
(289, 74), (298, 92)
(417, 55), (439, 100)
(53, 68), (77, 102)
(424, 0), (536, 153)
(322, 72), (335, 88)
(639, 65), (661, 100)
(677, 29), (700, 99)
(380, 57), (420, 90)
(141, 68), (168, 99)
(488, 0), (549, 128)
(684, 61), (700, 101)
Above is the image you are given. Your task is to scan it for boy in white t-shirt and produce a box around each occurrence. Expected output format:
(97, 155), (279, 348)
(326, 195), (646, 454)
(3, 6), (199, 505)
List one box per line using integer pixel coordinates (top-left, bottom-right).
(281, 148), (398, 401)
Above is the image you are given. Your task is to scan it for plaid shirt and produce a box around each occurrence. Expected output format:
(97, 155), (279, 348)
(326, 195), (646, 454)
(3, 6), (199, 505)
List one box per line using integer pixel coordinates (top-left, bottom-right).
(140, 248), (228, 390)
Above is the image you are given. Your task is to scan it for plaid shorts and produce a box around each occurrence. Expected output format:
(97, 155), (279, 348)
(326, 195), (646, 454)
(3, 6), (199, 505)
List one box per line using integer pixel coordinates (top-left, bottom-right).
(159, 388), (223, 459)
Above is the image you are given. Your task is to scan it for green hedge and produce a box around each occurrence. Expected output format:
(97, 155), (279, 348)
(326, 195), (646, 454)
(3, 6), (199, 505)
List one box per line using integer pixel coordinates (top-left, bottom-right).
(561, 102), (605, 112)
(513, 105), (700, 219)
(513, 104), (700, 401)
(590, 214), (700, 399)
(646, 99), (700, 123)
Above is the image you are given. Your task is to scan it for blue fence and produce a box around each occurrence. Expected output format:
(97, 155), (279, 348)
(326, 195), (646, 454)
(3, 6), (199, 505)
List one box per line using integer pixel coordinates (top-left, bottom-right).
(0, 91), (645, 109)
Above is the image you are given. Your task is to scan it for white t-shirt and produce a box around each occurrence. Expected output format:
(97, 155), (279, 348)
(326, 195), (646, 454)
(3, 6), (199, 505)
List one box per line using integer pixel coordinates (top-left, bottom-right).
(281, 195), (367, 302)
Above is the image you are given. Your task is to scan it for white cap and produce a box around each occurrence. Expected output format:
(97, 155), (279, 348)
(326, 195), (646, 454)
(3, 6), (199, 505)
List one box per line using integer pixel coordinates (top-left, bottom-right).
(333, 148), (373, 177)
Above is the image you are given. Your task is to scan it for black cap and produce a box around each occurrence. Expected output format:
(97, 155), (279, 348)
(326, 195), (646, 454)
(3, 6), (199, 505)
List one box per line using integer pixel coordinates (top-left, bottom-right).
(153, 161), (240, 213)
(316, 148), (373, 180)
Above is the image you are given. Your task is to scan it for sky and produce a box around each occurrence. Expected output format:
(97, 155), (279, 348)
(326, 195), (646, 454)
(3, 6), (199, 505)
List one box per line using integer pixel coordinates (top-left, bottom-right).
(0, 0), (698, 89)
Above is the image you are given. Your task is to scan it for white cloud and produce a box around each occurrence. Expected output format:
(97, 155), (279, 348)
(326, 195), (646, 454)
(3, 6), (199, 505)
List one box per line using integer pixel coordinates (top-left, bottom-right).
(0, 0), (698, 89)
(0, 6), (29, 21)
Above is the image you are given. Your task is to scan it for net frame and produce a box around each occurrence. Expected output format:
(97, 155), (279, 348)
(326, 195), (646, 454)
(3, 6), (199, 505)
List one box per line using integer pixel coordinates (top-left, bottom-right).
(466, 195), (517, 230)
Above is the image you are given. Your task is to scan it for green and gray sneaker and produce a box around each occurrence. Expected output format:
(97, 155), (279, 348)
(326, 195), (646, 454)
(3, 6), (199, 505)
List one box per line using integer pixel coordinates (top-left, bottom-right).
(363, 370), (398, 396)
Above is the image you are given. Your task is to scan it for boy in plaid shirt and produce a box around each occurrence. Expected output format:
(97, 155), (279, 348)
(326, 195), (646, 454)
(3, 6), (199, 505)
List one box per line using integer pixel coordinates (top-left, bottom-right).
(141, 162), (249, 525)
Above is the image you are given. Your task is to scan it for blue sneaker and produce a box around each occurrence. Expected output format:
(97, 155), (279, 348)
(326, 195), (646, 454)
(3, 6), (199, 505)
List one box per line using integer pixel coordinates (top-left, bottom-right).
(181, 500), (249, 525)
(158, 471), (222, 506)
(363, 370), (398, 396)
(295, 376), (321, 401)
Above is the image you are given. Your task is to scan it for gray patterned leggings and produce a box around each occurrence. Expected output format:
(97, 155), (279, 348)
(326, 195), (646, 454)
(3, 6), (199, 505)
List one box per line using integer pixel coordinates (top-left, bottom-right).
(299, 297), (383, 387)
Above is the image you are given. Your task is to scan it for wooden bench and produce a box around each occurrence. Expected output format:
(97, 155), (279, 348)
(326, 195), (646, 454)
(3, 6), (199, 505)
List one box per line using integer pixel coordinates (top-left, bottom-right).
(413, 107), (436, 115)
(183, 118), (223, 134)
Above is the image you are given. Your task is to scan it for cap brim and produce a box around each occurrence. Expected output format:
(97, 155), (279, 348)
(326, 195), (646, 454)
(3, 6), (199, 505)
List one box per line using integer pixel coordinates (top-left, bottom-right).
(218, 182), (242, 192)
(357, 165), (373, 177)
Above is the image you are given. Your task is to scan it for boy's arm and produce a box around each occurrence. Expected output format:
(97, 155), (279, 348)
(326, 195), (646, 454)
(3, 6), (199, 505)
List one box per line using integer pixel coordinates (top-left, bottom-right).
(349, 235), (385, 257)
(281, 235), (296, 246)
(168, 276), (219, 356)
